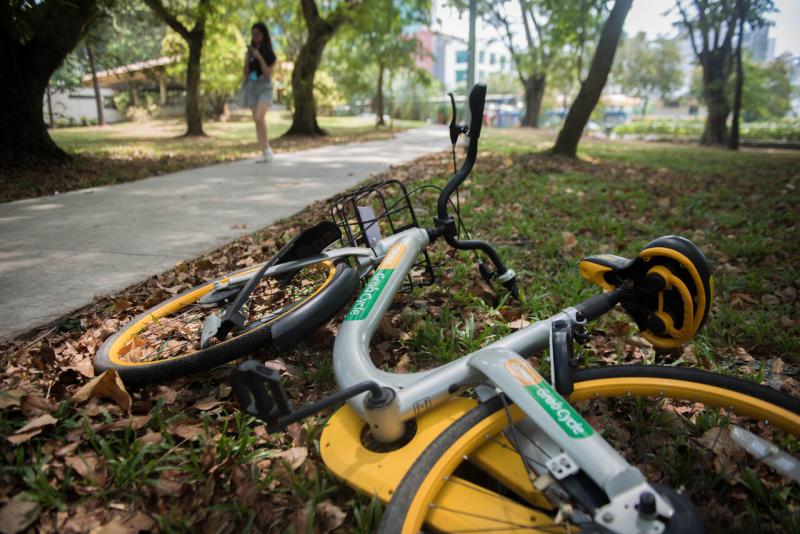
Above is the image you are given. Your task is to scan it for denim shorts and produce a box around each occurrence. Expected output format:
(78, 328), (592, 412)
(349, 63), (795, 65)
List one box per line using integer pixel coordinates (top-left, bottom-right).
(239, 77), (273, 109)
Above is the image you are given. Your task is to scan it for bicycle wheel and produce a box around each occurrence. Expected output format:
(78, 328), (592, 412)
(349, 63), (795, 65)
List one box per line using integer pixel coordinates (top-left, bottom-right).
(379, 365), (800, 533)
(96, 260), (358, 386)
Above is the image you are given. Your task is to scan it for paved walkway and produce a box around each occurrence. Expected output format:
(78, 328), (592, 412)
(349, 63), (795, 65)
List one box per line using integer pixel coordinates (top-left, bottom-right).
(0, 126), (449, 341)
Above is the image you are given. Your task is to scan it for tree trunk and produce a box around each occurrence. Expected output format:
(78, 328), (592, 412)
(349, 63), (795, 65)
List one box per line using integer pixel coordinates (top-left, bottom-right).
(728, 4), (745, 151)
(184, 33), (205, 136)
(285, 30), (332, 136)
(0, 0), (98, 161)
(46, 86), (54, 128)
(640, 95), (649, 117)
(701, 55), (730, 146)
(86, 43), (104, 126)
(552, 0), (633, 157)
(521, 74), (546, 127)
(375, 65), (385, 127)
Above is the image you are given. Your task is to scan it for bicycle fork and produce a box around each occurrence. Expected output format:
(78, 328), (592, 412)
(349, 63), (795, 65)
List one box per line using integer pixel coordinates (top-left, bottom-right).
(468, 347), (675, 533)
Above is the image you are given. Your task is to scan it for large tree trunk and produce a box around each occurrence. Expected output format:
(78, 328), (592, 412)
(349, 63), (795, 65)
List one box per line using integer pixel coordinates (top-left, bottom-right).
(86, 43), (104, 126)
(552, 0), (632, 157)
(701, 55), (730, 146)
(0, 0), (99, 161)
(521, 74), (546, 127)
(184, 33), (205, 136)
(285, 30), (332, 136)
(728, 4), (745, 151)
(375, 65), (385, 127)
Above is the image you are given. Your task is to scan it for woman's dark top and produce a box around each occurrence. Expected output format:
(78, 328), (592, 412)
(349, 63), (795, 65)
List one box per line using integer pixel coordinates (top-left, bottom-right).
(249, 42), (277, 77)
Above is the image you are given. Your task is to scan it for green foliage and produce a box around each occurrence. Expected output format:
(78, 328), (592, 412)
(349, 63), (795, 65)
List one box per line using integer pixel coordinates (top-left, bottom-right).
(281, 70), (346, 114)
(163, 20), (246, 116)
(612, 118), (800, 141)
(611, 32), (683, 112)
(738, 55), (794, 121)
(326, 0), (431, 120)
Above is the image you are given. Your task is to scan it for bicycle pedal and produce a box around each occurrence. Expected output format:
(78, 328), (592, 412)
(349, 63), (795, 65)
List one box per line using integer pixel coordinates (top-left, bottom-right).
(229, 360), (293, 433)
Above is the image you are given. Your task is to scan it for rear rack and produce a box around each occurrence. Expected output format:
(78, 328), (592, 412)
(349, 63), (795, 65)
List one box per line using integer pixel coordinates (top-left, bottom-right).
(330, 179), (435, 291)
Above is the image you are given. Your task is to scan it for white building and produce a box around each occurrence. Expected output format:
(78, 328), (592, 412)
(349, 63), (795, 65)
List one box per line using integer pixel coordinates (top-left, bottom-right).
(422, 31), (514, 92)
(44, 86), (124, 126)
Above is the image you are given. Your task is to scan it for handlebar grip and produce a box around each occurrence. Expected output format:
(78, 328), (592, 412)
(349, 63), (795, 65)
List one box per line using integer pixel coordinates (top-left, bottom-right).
(468, 83), (487, 140)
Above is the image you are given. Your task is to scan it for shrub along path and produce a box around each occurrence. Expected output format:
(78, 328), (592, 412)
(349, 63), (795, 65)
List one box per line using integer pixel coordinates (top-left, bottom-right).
(0, 132), (798, 532)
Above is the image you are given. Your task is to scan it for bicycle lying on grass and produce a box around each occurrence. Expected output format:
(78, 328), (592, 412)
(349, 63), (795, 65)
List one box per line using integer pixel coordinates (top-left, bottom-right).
(97, 84), (800, 532)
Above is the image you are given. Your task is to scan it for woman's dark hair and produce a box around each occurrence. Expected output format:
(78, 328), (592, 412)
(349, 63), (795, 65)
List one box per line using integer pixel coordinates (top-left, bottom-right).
(251, 22), (277, 67)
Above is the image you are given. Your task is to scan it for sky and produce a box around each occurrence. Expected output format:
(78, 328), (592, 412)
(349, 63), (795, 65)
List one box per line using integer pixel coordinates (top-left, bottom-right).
(434, 0), (800, 58)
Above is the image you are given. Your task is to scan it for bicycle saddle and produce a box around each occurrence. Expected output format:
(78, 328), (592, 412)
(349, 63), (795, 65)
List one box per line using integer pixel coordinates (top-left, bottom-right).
(579, 236), (714, 350)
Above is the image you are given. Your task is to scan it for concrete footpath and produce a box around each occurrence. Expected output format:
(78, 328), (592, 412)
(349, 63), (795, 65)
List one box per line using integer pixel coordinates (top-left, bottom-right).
(0, 126), (449, 341)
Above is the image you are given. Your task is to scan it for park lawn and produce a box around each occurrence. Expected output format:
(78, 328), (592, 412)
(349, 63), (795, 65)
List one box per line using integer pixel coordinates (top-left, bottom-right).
(1, 130), (798, 532)
(0, 113), (424, 203)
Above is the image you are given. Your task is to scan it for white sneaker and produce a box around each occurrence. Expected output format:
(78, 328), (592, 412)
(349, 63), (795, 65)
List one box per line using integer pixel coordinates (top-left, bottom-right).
(256, 147), (274, 163)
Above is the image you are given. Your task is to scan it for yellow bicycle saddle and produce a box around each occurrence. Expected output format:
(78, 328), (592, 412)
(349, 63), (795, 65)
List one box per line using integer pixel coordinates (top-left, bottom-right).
(579, 236), (714, 350)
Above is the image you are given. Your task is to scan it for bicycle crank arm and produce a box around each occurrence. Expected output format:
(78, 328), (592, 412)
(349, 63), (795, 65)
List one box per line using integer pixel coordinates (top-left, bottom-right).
(230, 360), (393, 433)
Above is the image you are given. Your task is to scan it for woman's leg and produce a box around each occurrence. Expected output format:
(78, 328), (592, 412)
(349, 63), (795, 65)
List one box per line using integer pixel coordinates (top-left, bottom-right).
(252, 102), (270, 151)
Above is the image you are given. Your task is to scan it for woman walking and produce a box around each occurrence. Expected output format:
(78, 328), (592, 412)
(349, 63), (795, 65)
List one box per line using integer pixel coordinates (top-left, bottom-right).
(241, 22), (277, 163)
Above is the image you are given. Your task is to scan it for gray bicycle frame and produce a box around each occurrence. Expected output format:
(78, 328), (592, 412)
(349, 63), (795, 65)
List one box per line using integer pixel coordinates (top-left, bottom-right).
(327, 227), (675, 530)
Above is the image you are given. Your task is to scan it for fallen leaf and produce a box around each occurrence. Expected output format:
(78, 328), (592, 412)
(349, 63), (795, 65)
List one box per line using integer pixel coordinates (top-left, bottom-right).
(315, 500), (346, 531)
(0, 493), (41, 534)
(7, 413), (57, 445)
(275, 446), (307, 470)
(72, 370), (132, 413)
(123, 511), (155, 533)
(0, 389), (25, 410)
(136, 431), (162, 446)
(193, 398), (222, 411)
(508, 319), (530, 330)
(782, 377), (800, 397)
(153, 385), (177, 405)
(90, 517), (127, 534)
(65, 452), (106, 485)
(396, 354), (412, 373)
(561, 231), (577, 251)
(170, 423), (204, 441)
(697, 427), (746, 476)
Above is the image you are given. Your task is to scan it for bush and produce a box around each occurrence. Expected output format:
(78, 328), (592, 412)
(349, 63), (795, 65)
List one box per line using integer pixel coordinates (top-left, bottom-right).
(125, 105), (157, 122)
(613, 118), (800, 142)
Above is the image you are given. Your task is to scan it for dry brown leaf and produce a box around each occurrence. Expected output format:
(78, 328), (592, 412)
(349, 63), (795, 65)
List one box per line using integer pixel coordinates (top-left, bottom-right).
(275, 446), (307, 470)
(108, 415), (151, 432)
(193, 398), (222, 411)
(122, 512), (154, 533)
(135, 431), (162, 446)
(89, 517), (128, 534)
(55, 442), (80, 457)
(65, 452), (106, 485)
(697, 427), (746, 476)
(561, 231), (578, 251)
(315, 500), (347, 531)
(396, 354), (412, 373)
(170, 423), (204, 441)
(508, 319), (531, 330)
(0, 493), (41, 534)
(782, 377), (800, 397)
(72, 370), (132, 413)
(7, 413), (57, 445)
(0, 389), (25, 410)
(153, 385), (177, 404)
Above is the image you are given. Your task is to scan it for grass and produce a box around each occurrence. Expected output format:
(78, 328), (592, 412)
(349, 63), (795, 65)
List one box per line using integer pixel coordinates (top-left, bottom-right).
(0, 113), (424, 203)
(1, 128), (798, 531)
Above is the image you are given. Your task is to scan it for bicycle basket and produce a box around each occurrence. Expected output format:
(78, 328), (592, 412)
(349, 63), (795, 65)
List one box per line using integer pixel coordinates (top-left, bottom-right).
(330, 179), (434, 291)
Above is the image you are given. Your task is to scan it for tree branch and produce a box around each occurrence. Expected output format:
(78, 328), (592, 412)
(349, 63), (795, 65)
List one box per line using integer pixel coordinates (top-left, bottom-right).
(676, 0), (701, 58)
(143, 0), (191, 41)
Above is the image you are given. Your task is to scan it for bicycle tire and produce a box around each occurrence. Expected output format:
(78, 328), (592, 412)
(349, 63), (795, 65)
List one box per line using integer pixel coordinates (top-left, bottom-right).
(379, 365), (800, 533)
(95, 260), (358, 386)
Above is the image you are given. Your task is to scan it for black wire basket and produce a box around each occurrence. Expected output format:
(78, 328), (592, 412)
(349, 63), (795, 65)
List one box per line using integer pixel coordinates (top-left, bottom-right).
(330, 179), (435, 291)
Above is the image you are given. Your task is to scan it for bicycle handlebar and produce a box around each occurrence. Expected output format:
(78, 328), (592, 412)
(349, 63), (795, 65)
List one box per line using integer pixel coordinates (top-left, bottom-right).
(435, 84), (517, 296)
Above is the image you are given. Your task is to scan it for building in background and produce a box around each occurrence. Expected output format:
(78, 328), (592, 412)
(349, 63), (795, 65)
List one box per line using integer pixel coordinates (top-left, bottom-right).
(742, 25), (775, 62)
(414, 29), (513, 92)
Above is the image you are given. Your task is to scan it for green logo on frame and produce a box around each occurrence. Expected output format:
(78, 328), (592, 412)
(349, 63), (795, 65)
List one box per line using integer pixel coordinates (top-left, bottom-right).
(526, 382), (594, 439)
(345, 269), (393, 321)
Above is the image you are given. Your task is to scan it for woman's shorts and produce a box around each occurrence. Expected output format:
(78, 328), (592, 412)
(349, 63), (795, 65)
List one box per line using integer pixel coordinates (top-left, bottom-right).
(239, 77), (273, 109)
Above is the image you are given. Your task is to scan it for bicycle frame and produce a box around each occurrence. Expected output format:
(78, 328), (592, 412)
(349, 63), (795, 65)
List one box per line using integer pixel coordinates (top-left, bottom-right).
(332, 226), (676, 530)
